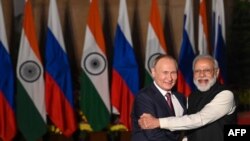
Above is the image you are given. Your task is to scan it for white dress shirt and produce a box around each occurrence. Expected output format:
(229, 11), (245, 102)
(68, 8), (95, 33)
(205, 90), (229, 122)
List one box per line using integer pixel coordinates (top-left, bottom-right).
(154, 82), (184, 116)
(159, 90), (236, 131)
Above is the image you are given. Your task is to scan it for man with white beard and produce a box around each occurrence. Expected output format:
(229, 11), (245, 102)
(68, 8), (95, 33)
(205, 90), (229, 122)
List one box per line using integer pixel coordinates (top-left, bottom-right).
(138, 55), (237, 141)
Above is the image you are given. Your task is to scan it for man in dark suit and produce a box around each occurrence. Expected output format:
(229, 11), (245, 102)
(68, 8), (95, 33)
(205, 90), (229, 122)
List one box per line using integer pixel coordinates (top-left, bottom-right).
(138, 55), (237, 141)
(131, 54), (186, 141)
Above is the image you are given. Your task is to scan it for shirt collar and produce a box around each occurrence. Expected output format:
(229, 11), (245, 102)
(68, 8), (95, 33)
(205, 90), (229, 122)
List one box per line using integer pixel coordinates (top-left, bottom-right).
(153, 81), (172, 97)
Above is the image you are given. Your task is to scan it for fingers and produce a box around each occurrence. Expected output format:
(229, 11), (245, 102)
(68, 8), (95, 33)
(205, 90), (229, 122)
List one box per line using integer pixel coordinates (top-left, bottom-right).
(138, 113), (155, 129)
(138, 118), (145, 128)
(143, 119), (147, 128)
(138, 116), (149, 129)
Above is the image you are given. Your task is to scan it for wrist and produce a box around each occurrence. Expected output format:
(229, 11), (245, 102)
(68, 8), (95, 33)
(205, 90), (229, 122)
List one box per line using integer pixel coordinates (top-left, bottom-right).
(158, 118), (163, 128)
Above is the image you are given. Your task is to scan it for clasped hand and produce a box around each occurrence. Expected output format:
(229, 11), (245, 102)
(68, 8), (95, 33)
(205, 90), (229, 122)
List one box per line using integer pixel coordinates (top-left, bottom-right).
(138, 113), (160, 129)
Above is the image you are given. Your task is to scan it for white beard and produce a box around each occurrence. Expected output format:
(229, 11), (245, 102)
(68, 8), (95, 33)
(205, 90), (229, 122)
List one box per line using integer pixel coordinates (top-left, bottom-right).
(194, 76), (217, 92)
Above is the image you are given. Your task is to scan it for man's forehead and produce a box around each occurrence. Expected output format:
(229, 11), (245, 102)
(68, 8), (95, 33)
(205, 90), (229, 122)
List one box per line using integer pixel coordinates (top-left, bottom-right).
(196, 58), (213, 64)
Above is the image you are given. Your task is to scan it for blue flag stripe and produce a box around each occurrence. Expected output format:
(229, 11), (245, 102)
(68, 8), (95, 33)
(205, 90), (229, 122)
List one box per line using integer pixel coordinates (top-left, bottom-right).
(0, 42), (14, 108)
(214, 24), (227, 81)
(45, 28), (74, 106)
(113, 25), (139, 95)
(178, 24), (196, 91)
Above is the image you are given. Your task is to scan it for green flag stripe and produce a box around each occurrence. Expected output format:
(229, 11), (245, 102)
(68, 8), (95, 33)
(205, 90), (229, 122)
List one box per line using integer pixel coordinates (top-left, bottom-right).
(79, 72), (110, 131)
(144, 70), (153, 87)
(16, 80), (47, 141)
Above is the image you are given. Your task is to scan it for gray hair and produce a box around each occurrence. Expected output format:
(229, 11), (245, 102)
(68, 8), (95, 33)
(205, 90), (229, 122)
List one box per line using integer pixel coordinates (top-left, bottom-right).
(192, 55), (219, 70)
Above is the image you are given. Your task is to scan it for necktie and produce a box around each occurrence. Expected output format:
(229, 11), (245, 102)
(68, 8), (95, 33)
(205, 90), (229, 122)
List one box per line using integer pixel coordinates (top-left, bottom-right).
(165, 92), (175, 115)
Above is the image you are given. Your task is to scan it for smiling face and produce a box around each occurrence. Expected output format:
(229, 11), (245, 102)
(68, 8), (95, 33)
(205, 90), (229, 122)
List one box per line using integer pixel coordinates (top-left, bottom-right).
(151, 57), (178, 91)
(193, 57), (219, 91)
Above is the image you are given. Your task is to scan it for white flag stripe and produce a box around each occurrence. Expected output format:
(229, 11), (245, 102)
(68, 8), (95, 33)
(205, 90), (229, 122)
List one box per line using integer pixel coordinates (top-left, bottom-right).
(184, 0), (195, 52)
(213, 0), (225, 48)
(198, 0), (209, 55)
(198, 16), (208, 54)
(118, 0), (132, 46)
(81, 26), (110, 111)
(48, 0), (66, 52)
(145, 23), (166, 73)
(0, 2), (8, 51)
(17, 31), (46, 121)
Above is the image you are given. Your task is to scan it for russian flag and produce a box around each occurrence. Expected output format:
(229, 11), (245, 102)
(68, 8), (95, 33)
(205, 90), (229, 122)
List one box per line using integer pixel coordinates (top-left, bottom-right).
(212, 0), (226, 84)
(45, 0), (76, 136)
(198, 0), (210, 55)
(144, 0), (168, 87)
(111, 0), (139, 130)
(177, 0), (196, 97)
(0, 0), (16, 140)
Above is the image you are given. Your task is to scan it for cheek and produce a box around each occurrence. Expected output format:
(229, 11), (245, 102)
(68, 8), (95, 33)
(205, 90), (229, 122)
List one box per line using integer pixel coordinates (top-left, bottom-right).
(172, 75), (178, 80)
(193, 74), (199, 80)
(206, 73), (215, 79)
(158, 76), (166, 81)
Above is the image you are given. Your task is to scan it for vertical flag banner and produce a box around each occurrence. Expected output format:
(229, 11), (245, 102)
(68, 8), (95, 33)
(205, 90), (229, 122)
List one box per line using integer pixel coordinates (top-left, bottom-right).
(45, 0), (76, 136)
(16, 0), (47, 141)
(0, 1), (16, 140)
(144, 0), (167, 86)
(198, 0), (210, 55)
(212, 0), (226, 84)
(177, 0), (196, 97)
(111, 0), (139, 130)
(80, 0), (110, 131)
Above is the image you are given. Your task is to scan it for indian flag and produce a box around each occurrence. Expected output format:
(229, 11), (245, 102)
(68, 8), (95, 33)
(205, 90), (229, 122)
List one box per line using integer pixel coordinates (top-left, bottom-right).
(16, 0), (47, 141)
(79, 0), (110, 131)
(144, 0), (167, 86)
(198, 0), (210, 55)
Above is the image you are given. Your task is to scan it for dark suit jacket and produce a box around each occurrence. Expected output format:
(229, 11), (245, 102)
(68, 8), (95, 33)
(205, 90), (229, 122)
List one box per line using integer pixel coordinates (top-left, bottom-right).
(131, 83), (186, 141)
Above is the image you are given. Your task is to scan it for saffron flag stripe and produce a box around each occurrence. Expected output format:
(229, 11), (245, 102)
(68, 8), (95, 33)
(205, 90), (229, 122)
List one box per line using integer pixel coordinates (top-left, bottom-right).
(144, 0), (167, 86)
(198, 0), (209, 55)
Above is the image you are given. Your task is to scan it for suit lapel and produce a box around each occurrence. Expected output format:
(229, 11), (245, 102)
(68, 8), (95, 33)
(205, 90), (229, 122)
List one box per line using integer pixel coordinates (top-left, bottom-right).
(150, 84), (175, 116)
